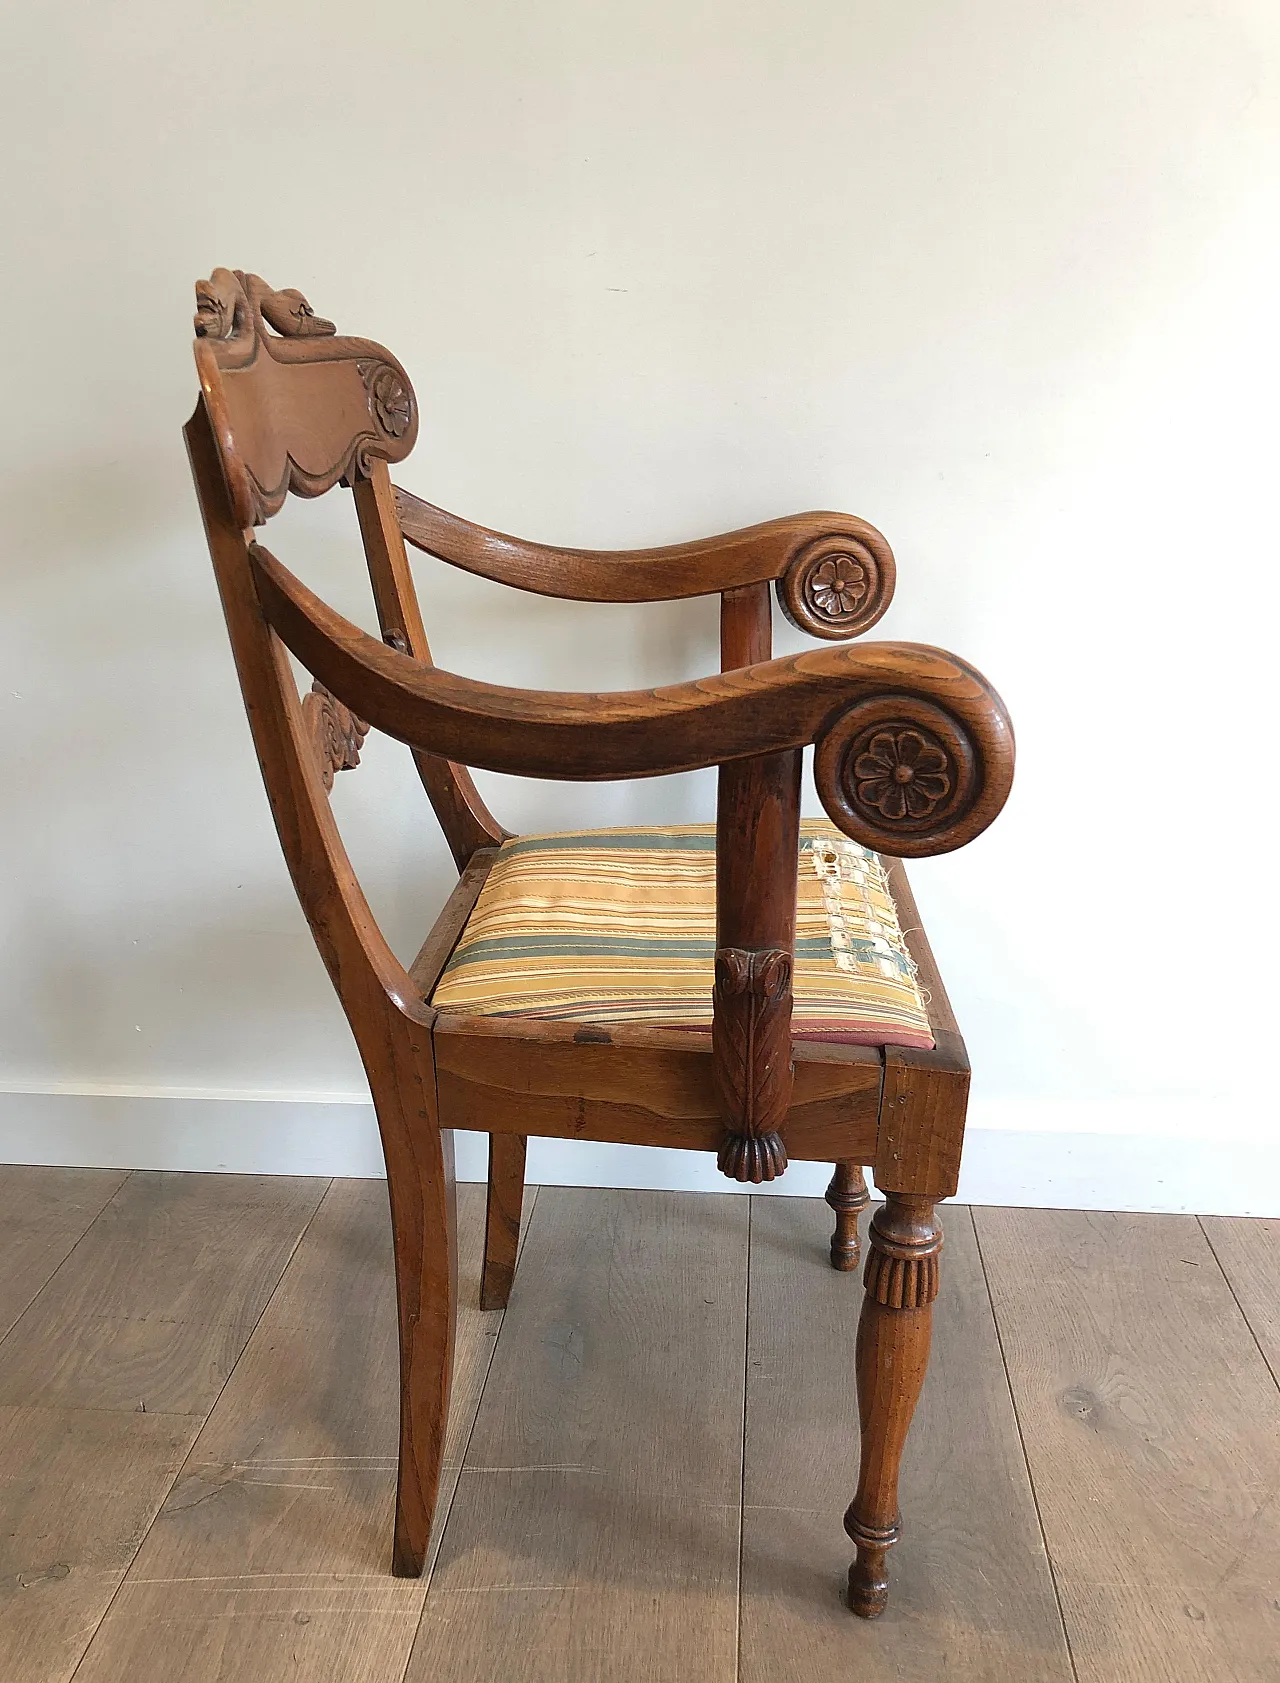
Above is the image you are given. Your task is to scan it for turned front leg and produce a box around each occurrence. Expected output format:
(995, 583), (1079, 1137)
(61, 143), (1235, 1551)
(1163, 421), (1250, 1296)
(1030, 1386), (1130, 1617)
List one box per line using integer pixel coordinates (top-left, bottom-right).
(844, 1194), (942, 1617)
(825, 1161), (870, 1270)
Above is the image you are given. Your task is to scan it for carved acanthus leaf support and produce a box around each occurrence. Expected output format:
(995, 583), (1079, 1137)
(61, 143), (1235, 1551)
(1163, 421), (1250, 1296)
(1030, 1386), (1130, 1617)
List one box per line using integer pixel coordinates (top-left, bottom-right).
(712, 947), (794, 1183)
(301, 681), (369, 792)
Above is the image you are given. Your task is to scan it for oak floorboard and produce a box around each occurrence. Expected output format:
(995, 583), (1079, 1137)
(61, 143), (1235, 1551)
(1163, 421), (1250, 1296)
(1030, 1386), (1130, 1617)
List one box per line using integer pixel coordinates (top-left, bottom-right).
(0, 1405), (196, 1683)
(741, 1198), (1073, 1682)
(977, 1207), (1280, 1683)
(0, 1173), (323, 1683)
(0, 1171), (326, 1417)
(0, 1167), (130, 1343)
(404, 1188), (748, 1683)
(1200, 1216), (1280, 1386)
(72, 1180), (534, 1683)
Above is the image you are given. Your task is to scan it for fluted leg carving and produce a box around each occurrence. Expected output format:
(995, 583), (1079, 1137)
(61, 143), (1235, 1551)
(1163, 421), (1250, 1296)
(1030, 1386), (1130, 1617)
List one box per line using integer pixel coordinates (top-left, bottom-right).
(825, 1161), (870, 1270)
(713, 947), (794, 1182)
(844, 1194), (942, 1617)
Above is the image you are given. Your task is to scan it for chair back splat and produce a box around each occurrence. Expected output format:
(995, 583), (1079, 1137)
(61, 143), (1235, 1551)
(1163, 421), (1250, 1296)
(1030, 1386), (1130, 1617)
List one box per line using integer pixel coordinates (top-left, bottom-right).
(191, 266), (502, 867)
(184, 270), (1016, 1616)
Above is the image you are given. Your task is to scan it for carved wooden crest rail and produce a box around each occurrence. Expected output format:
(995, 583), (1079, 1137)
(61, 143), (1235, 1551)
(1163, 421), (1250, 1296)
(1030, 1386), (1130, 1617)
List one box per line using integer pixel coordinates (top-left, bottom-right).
(193, 268), (417, 528)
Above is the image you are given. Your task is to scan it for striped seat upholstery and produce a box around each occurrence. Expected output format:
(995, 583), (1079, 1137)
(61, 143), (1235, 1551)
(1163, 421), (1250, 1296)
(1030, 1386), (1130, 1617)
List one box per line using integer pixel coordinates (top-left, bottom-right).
(431, 821), (934, 1049)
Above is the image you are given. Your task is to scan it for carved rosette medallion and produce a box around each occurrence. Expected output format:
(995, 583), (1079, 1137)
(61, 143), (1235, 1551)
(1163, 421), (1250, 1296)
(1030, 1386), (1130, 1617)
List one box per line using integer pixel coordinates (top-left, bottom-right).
(814, 695), (978, 856)
(854, 728), (951, 822)
(777, 531), (896, 640)
(354, 361), (417, 477)
(362, 361), (414, 439)
(712, 947), (794, 1184)
(862, 1197), (943, 1309)
(301, 681), (369, 792)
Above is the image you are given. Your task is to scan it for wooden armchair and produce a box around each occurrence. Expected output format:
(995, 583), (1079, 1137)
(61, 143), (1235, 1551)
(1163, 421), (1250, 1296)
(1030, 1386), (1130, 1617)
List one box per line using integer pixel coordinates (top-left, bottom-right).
(184, 269), (1014, 1619)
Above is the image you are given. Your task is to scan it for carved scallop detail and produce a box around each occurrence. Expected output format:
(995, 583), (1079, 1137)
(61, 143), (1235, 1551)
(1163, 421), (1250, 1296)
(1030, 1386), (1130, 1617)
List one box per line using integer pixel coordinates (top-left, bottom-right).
(777, 531), (896, 640)
(301, 681), (369, 792)
(814, 696), (980, 857)
(717, 1130), (788, 1183)
(863, 1248), (940, 1309)
(862, 1198), (943, 1309)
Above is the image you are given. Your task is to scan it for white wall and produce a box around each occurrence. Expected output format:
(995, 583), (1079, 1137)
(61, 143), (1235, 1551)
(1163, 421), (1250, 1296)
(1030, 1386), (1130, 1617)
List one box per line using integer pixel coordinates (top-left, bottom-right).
(2, 1), (1278, 1212)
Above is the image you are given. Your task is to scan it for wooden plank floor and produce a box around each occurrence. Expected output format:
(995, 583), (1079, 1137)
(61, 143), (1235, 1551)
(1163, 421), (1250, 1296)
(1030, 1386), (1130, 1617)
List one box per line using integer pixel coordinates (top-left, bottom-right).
(0, 1169), (1276, 1683)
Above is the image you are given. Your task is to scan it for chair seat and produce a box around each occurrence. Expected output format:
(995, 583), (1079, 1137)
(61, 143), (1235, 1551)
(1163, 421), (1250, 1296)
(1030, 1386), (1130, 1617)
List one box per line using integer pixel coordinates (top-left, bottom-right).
(431, 821), (934, 1048)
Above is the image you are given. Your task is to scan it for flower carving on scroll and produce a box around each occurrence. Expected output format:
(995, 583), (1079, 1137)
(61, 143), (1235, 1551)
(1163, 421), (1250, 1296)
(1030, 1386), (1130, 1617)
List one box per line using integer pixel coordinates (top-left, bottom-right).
(808, 555), (868, 621)
(367, 365), (413, 438)
(853, 729), (952, 822)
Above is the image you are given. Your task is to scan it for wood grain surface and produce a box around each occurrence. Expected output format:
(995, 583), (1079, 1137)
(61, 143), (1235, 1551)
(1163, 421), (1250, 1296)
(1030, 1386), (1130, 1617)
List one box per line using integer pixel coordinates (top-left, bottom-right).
(6, 1167), (1278, 1683)
(250, 540), (1014, 858)
(397, 489), (893, 608)
(0, 1172), (324, 1417)
(977, 1207), (1280, 1683)
(432, 1017), (881, 1163)
(72, 1181), (534, 1683)
(741, 1198), (1072, 1681)
(404, 1188), (748, 1683)
(0, 1166), (128, 1342)
(0, 1173), (323, 1683)
(1200, 1215), (1280, 1383)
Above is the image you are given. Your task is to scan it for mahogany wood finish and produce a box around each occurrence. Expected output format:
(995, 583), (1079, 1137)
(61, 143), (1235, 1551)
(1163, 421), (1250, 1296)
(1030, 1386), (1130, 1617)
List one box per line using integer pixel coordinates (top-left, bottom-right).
(300, 681), (367, 792)
(846, 1195), (944, 1616)
(397, 488), (896, 618)
(826, 1161), (871, 1271)
(185, 271), (1014, 1621)
(248, 542), (1014, 858)
(352, 464), (506, 867)
(480, 1133), (527, 1312)
(713, 585), (799, 1182)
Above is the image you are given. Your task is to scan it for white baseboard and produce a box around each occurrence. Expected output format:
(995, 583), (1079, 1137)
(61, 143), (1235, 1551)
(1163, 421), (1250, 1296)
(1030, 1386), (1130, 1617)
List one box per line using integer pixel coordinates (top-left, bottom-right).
(1, 1086), (1276, 1217)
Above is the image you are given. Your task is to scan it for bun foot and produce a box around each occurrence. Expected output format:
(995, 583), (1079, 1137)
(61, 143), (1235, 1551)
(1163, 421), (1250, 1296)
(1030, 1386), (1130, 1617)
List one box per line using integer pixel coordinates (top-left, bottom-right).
(717, 1130), (787, 1183)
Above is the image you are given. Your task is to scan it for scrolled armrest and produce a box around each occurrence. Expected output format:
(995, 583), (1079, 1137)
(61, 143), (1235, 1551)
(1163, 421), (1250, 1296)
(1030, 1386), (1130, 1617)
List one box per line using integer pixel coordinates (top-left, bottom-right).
(394, 487), (895, 635)
(812, 692), (1009, 856)
(251, 542), (1012, 857)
